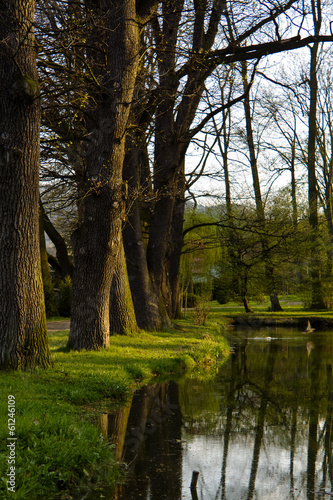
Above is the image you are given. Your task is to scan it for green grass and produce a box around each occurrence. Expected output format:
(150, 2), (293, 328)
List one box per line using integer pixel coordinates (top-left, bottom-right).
(0, 318), (229, 499)
(209, 296), (333, 318)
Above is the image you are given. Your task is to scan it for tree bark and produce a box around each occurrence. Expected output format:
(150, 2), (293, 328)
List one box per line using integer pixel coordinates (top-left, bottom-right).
(308, 2), (326, 310)
(168, 166), (186, 318)
(0, 0), (52, 369)
(269, 292), (283, 312)
(68, 0), (140, 349)
(109, 241), (138, 334)
(123, 201), (162, 330)
(147, 1), (225, 319)
(123, 127), (162, 330)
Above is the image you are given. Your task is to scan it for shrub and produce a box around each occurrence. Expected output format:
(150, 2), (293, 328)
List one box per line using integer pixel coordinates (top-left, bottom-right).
(56, 276), (72, 317)
(43, 276), (58, 317)
(212, 277), (231, 305)
(184, 293), (199, 308)
(193, 292), (211, 326)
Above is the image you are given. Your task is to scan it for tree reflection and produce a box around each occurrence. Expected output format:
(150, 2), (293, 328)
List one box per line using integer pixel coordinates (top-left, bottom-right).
(247, 342), (277, 500)
(103, 330), (333, 500)
(109, 381), (182, 500)
(307, 336), (320, 500)
(215, 331), (333, 500)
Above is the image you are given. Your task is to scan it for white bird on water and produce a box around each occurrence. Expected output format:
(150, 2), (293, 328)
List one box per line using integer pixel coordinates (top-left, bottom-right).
(303, 320), (315, 334)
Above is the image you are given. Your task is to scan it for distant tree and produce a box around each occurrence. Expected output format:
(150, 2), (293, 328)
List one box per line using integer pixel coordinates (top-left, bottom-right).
(0, 0), (52, 369)
(307, 0), (326, 309)
(316, 46), (333, 280)
(145, 0), (333, 319)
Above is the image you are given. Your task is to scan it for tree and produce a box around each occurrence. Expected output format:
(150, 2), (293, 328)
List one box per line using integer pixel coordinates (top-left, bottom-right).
(316, 47), (333, 281)
(30, 0), (333, 348)
(307, 0), (326, 309)
(0, 0), (52, 369)
(67, 0), (158, 350)
(109, 242), (138, 334)
(144, 0), (333, 319)
(241, 60), (284, 311)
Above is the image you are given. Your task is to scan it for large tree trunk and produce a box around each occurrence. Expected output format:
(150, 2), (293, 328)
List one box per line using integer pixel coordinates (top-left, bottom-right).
(68, 0), (140, 350)
(147, 1), (223, 319)
(146, 1), (184, 321)
(123, 127), (162, 330)
(0, 0), (52, 369)
(109, 241), (138, 334)
(123, 201), (162, 330)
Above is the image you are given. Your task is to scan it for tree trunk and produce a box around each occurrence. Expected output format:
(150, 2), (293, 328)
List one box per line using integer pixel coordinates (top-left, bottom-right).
(242, 60), (283, 312)
(308, 22), (326, 309)
(168, 169), (186, 319)
(146, 98), (177, 318)
(68, 0), (140, 350)
(39, 210), (58, 317)
(147, 194), (175, 320)
(146, 0), (184, 321)
(123, 201), (162, 330)
(110, 241), (138, 334)
(147, 1), (224, 320)
(241, 271), (253, 313)
(123, 126), (162, 330)
(241, 61), (264, 222)
(243, 296), (253, 314)
(290, 131), (298, 229)
(0, 0), (52, 369)
(269, 292), (283, 312)
(40, 198), (74, 278)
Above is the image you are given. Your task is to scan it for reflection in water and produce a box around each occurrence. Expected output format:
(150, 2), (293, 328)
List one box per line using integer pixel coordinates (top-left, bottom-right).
(102, 329), (333, 499)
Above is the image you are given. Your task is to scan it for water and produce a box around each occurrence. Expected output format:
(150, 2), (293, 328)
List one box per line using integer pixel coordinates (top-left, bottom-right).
(100, 328), (333, 500)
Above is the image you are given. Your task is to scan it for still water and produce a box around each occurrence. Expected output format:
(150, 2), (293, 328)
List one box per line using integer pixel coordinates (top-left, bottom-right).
(101, 328), (333, 500)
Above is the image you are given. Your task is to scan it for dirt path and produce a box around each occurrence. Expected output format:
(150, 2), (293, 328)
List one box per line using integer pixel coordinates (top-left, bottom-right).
(47, 320), (70, 331)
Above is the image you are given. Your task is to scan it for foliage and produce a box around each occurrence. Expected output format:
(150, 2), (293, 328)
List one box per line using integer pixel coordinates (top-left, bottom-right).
(212, 276), (232, 304)
(56, 276), (72, 317)
(184, 292), (199, 308)
(193, 292), (212, 326)
(42, 276), (58, 318)
(180, 206), (221, 298)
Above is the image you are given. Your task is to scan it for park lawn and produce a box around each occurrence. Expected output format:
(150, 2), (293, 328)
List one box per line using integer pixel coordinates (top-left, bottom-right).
(209, 297), (333, 318)
(0, 317), (229, 500)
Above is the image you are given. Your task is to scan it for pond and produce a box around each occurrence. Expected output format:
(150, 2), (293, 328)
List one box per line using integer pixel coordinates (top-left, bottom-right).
(100, 327), (333, 500)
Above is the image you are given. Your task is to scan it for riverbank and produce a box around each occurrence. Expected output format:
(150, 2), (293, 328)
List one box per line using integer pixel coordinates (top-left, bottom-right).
(228, 315), (333, 329)
(208, 299), (333, 331)
(0, 318), (229, 499)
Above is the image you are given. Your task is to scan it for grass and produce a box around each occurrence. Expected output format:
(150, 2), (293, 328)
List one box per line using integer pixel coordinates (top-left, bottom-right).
(209, 296), (333, 318)
(0, 317), (229, 499)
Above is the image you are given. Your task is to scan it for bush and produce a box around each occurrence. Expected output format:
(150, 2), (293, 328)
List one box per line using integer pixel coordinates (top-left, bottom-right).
(193, 292), (211, 326)
(43, 277), (58, 317)
(56, 276), (72, 317)
(184, 293), (199, 308)
(212, 277), (231, 305)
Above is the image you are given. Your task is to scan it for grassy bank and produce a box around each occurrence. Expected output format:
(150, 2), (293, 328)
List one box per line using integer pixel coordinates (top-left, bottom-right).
(0, 317), (229, 499)
(209, 297), (333, 329)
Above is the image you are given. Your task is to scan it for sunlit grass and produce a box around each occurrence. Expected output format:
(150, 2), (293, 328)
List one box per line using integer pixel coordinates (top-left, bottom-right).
(209, 297), (333, 318)
(0, 318), (229, 499)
